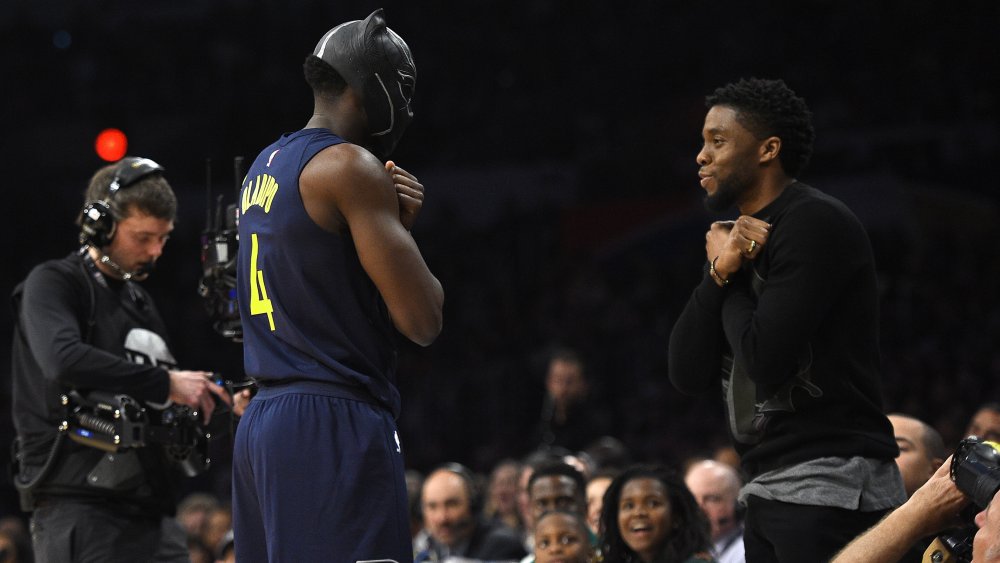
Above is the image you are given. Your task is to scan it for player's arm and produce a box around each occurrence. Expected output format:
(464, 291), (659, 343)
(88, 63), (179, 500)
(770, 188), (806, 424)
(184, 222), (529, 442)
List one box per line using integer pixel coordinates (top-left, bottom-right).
(302, 144), (443, 346)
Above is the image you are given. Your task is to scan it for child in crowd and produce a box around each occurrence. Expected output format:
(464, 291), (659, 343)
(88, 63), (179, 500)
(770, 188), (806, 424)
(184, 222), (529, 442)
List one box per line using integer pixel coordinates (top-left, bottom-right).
(534, 510), (595, 563)
(599, 465), (714, 563)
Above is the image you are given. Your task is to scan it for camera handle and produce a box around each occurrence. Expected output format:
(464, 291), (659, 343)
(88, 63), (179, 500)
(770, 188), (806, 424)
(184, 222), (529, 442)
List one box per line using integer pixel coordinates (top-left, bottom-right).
(926, 528), (975, 563)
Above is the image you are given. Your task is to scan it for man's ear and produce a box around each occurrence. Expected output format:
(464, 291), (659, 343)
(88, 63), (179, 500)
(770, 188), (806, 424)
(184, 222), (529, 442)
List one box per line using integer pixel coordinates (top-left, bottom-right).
(759, 136), (782, 164)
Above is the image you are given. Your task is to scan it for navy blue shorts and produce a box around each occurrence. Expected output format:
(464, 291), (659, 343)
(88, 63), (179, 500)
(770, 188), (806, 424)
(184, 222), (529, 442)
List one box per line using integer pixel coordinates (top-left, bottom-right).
(232, 381), (412, 562)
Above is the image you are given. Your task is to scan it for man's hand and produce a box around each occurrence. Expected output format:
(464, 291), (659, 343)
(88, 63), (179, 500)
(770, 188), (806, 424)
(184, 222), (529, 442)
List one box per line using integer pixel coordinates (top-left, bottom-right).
(831, 456), (970, 563)
(905, 456), (970, 538)
(705, 216), (770, 279)
(168, 370), (232, 424)
(385, 160), (424, 231)
(232, 388), (253, 417)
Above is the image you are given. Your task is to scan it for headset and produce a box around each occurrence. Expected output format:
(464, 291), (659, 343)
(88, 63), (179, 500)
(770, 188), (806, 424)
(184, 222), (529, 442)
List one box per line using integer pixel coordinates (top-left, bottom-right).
(79, 156), (166, 248)
(434, 462), (484, 516)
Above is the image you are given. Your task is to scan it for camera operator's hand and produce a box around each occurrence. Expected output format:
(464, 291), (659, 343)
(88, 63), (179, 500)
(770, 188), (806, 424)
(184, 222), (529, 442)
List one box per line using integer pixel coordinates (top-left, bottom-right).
(833, 456), (970, 563)
(907, 455), (970, 537)
(168, 370), (232, 424)
(233, 388), (253, 417)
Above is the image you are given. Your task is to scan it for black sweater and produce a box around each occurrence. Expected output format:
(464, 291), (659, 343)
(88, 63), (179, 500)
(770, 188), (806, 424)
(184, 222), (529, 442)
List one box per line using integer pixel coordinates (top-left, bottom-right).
(668, 183), (898, 477)
(11, 252), (176, 513)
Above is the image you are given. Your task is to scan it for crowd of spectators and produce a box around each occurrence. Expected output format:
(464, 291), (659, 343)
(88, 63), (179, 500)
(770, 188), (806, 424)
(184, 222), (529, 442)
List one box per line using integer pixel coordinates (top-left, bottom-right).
(3, 407), (994, 562)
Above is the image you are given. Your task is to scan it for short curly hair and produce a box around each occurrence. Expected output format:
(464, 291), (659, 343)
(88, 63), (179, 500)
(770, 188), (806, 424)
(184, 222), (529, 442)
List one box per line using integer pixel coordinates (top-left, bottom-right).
(706, 77), (815, 178)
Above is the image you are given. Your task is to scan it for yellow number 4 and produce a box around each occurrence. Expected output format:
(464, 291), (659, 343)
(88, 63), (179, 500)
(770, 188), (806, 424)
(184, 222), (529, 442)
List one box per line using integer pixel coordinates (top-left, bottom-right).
(249, 233), (275, 331)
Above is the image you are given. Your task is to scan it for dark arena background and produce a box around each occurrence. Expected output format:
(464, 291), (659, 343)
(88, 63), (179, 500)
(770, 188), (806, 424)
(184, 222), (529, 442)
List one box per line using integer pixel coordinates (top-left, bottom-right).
(1, 0), (998, 518)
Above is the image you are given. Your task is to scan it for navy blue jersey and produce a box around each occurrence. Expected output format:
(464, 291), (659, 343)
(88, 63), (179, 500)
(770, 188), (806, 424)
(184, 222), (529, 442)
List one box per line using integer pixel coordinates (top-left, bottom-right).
(237, 128), (400, 416)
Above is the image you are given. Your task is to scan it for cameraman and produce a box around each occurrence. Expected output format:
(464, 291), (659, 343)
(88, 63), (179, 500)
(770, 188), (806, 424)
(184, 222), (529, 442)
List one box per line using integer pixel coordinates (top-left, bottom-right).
(832, 453), (988, 563)
(10, 157), (230, 562)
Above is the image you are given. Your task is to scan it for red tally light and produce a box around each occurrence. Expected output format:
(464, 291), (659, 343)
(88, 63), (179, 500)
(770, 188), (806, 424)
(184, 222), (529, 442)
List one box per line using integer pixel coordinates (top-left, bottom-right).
(95, 128), (128, 162)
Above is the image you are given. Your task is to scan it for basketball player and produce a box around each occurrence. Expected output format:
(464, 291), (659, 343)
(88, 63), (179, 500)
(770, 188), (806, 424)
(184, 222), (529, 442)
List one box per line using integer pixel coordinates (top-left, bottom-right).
(231, 9), (443, 562)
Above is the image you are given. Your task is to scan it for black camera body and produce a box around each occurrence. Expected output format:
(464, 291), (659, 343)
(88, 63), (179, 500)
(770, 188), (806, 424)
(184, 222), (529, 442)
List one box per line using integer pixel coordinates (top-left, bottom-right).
(199, 200), (242, 342)
(952, 436), (1000, 509)
(933, 436), (1000, 562)
(198, 157), (245, 343)
(66, 389), (211, 477)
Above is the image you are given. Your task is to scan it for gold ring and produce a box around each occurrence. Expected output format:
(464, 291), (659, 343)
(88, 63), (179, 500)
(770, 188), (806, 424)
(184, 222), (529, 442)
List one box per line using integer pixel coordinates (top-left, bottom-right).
(748, 240), (757, 254)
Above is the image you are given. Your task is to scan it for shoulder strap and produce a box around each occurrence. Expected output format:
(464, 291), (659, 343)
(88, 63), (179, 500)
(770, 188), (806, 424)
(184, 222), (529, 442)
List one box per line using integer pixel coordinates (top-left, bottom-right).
(77, 251), (100, 344)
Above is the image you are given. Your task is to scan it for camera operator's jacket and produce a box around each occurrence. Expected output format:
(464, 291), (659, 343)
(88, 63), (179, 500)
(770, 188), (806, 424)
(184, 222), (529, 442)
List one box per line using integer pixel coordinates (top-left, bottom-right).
(11, 252), (179, 515)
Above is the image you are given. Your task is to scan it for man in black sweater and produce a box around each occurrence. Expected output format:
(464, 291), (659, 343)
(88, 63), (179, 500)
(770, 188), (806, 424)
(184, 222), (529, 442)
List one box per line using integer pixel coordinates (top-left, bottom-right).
(668, 78), (906, 562)
(11, 157), (229, 562)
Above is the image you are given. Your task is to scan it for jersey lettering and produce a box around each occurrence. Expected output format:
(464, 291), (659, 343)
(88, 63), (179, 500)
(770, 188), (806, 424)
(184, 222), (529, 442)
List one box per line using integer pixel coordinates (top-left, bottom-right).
(249, 233), (276, 331)
(241, 174), (279, 214)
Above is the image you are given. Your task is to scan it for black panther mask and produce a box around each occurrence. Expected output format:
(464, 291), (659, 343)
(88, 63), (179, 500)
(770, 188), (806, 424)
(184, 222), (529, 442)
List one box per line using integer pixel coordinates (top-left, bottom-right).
(313, 9), (416, 159)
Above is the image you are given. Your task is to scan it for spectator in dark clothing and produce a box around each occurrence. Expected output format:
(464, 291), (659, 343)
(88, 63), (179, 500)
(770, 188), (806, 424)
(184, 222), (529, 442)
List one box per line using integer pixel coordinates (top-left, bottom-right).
(888, 413), (946, 498)
(668, 77), (905, 561)
(965, 403), (1000, 443)
(536, 348), (609, 453)
(417, 463), (527, 561)
(522, 462), (597, 561)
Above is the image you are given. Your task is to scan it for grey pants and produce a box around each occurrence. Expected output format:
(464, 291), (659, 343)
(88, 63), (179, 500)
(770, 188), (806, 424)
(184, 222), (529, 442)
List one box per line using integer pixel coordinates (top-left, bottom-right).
(30, 500), (189, 563)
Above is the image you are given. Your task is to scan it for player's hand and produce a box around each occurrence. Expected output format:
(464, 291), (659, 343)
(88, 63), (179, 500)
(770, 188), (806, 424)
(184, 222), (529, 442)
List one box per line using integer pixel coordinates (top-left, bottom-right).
(385, 160), (424, 231)
(232, 388), (253, 417)
(167, 370), (232, 424)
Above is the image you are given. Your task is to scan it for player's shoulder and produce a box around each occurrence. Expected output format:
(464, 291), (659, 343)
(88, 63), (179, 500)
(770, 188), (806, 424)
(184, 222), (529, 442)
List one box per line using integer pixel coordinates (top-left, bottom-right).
(303, 142), (387, 190)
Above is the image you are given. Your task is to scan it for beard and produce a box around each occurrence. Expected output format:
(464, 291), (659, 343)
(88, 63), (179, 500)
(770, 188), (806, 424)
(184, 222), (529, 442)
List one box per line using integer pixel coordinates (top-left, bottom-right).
(432, 513), (475, 547)
(704, 168), (754, 213)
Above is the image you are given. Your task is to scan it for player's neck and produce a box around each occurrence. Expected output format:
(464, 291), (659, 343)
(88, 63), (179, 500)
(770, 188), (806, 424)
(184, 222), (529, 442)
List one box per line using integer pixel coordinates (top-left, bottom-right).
(307, 90), (365, 142)
(305, 113), (338, 133)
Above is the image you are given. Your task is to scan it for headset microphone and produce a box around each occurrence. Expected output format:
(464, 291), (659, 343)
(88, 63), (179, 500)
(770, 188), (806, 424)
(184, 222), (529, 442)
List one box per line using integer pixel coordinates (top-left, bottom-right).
(87, 249), (150, 282)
